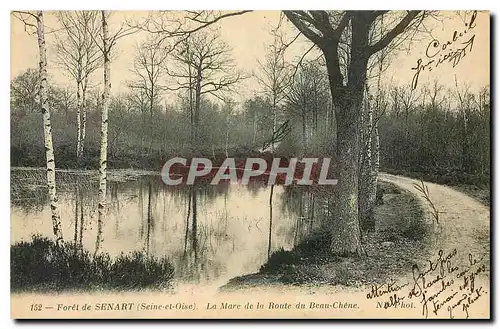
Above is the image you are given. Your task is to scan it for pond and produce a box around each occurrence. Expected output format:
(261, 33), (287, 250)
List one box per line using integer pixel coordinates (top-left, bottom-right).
(11, 169), (331, 286)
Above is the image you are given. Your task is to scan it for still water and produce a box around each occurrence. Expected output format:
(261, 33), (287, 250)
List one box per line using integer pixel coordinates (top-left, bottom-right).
(11, 170), (327, 285)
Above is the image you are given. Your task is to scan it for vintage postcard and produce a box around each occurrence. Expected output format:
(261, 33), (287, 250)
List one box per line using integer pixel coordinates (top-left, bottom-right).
(10, 10), (490, 319)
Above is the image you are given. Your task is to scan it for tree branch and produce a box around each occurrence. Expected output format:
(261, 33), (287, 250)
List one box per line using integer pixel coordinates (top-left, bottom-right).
(283, 11), (325, 47)
(368, 11), (421, 55)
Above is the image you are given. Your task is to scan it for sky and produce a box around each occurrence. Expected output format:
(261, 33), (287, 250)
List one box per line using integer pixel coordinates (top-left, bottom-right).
(10, 10), (490, 105)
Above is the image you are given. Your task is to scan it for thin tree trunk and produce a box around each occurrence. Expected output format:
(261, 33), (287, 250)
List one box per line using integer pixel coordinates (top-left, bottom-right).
(194, 67), (202, 152)
(146, 182), (152, 255)
(184, 189), (191, 255)
(302, 112), (307, 156)
(359, 90), (375, 232)
(253, 114), (257, 144)
(139, 181), (144, 239)
(267, 184), (274, 259)
(37, 11), (64, 245)
(225, 118), (229, 158)
(310, 193), (315, 231)
(95, 10), (110, 257)
(149, 95), (154, 155)
(187, 57), (195, 151)
(370, 124), (380, 203)
(76, 80), (82, 161)
(192, 186), (198, 262)
(271, 95), (277, 153)
(79, 188), (84, 248)
(80, 78), (88, 161)
(74, 186), (79, 248)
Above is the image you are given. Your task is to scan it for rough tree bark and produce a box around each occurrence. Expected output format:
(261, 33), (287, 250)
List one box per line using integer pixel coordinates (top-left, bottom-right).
(283, 10), (421, 256)
(326, 15), (371, 256)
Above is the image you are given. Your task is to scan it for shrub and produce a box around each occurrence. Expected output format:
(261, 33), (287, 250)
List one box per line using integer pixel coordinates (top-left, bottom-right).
(11, 235), (174, 292)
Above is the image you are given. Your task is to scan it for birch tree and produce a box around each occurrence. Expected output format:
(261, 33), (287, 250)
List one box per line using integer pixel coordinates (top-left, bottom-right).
(93, 10), (138, 256)
(94, 10), (110, 256)
(12, 11), (64, 245)
(54, 11), (102, 163)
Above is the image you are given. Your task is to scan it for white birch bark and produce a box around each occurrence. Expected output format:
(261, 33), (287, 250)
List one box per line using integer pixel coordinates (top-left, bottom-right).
(95, 10), (110, 256)
(37, 11), (64, 245)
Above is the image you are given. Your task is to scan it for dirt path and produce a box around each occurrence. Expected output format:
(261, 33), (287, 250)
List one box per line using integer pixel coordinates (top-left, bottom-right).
(379, 173), (490, 274)
(218, 173), (490, 301)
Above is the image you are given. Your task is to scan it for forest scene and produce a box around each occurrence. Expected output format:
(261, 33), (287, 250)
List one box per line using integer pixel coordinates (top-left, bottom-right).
(10, 10), (490, 318)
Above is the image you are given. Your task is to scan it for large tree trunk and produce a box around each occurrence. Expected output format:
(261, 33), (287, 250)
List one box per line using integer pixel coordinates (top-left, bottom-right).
(95, 10), (110, 256)
(37, 11), (64, 245)
(325, 17), (370, 257)
(330, 102), (364, 256)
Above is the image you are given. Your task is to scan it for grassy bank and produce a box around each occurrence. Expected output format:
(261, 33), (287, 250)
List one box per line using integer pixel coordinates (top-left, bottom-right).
(221, 181), (433, 290)
(11, 236), (175, 292)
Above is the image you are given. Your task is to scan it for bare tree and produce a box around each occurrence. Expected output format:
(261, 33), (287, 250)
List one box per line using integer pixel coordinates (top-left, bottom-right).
(165, 30), (242, 151)
(221, 98), (236, 157)
(10, 68), (41, 115)
(54, 11), (102, 162)
(425, 79), (446, 110)
(256, 29), (292, 151)
(12, 11), (64, 245)
(398, 84), (421, 138)
(129, 35), (169, 153)
(454, 78), (475, 173)
(285, 61), (328, 155)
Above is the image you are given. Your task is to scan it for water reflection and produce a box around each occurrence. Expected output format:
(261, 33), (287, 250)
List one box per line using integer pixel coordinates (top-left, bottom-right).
(11, 170), (332, 285)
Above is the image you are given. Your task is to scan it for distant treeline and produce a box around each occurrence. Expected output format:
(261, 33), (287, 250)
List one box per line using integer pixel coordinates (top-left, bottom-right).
(11, 68), (490, 187)
(10, 66), (334, 169)
(378, 84), (490, 187)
